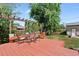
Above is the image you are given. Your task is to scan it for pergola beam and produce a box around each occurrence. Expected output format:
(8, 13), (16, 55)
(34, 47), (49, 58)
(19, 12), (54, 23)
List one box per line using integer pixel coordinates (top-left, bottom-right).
(0, 15), (26, 34)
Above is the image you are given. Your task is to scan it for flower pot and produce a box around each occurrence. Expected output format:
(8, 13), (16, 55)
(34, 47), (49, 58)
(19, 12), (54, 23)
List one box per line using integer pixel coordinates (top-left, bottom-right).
(40, 32), (46, 39)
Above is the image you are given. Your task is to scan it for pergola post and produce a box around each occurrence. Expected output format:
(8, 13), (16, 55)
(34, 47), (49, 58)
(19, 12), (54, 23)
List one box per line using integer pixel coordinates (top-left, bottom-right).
(9, 17), (14, 38)
(9, 20), (12, 34)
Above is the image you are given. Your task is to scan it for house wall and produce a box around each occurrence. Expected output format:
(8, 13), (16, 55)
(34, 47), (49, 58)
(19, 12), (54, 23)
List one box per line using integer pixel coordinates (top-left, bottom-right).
(66, 25), (79, 36)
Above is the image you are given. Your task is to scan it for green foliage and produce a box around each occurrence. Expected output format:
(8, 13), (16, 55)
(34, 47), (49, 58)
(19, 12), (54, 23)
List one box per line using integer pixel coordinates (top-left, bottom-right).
(60, 24), (65, 29)
(30, 3), (61, 35)
(25, 20), (40, 33)
(0, 4), (22, 44)
(0, 4), (17, 16)
(60, 30), (67, 35)
(0, 4), (12, 16)
(0, 18), (9, 43)
(1, 38), (9, 43)
(47, 35), (79, 48)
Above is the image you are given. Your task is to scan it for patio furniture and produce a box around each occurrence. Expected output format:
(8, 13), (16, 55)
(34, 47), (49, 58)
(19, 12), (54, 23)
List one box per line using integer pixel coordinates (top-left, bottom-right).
(32, 32), (40, 42)
(23, 32), (35, 43)
(24, 32), (40, 43)
(23, 34), (32, 43)
(9, 32), (41, 44)
(15, 34), (27, 44)
(39, 32), (46, 39)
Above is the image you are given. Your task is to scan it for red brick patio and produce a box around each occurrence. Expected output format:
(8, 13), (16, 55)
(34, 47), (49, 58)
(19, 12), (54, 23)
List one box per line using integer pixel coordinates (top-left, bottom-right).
(0, 39), (79, 56)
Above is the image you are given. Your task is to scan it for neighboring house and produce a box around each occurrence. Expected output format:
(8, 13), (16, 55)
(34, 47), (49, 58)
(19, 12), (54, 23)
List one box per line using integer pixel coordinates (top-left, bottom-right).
(66, 22), (79, 37)
(17, 26), (25, 31)
(11, 25), (25, 35)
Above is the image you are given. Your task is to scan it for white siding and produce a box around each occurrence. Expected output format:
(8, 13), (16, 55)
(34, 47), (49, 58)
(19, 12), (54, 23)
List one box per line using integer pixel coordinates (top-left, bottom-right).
(67, 31), (71, 36)
(77, 31), (79, 35)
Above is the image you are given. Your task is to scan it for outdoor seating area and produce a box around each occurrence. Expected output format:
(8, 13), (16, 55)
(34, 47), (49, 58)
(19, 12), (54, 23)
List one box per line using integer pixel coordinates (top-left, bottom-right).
(0, 3), (79, 56)
(9, 32), (46, 43)
(0, 32), (77, 56)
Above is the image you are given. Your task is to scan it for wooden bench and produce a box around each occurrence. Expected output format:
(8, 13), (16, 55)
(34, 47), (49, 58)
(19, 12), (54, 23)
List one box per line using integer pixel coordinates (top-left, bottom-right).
(9, 32), (40, 43)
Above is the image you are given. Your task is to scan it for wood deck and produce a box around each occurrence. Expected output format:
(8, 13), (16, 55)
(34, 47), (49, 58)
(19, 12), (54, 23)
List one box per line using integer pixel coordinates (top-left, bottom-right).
(0, 39), (79, 56)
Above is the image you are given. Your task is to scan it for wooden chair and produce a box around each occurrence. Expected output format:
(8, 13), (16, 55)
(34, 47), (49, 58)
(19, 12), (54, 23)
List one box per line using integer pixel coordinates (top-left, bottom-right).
(32, 32), (40, 42)
(25, 32), (35, 43)
(23, 34), (32, 43)
(15, 32), (25, 44)
(24, 32), (38, 43)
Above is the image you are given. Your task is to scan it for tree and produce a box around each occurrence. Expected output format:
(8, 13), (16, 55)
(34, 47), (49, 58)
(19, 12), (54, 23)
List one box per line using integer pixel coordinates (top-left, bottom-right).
(25, 20), (40, 33)
(0, 18), (9, 43)
(30, 3), (61, 35)
(0, 4), (15, 16)
(0, 4), (16, 43)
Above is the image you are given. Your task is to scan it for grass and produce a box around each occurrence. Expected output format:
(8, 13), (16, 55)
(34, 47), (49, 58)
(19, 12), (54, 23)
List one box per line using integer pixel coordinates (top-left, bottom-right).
(47, 35), (79, 48)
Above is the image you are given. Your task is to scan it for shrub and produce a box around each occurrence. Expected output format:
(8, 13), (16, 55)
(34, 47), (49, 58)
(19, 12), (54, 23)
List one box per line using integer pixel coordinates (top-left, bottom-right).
(0, 18), (9, 44)
(60, 30), (67, 35)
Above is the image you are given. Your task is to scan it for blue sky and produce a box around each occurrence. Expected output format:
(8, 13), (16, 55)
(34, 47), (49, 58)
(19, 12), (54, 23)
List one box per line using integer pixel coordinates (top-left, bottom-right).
(61, 3), (79, 24)
(14, 3), (30, 19)
(14, 3), (79, 26)
(13, 3), (30, 26)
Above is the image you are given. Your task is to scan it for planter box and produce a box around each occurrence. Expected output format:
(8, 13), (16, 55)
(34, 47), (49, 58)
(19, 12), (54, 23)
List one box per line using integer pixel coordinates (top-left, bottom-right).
(9, 34), (14, 37)
(40, 32), (46, 39)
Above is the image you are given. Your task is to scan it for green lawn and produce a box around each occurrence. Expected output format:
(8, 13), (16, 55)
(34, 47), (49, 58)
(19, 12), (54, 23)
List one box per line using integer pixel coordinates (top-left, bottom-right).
(47, 35), (79, 48)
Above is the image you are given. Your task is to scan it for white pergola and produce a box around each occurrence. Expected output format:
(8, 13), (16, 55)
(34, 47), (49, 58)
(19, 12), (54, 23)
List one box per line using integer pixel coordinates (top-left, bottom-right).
(0, 15), (26, 37)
